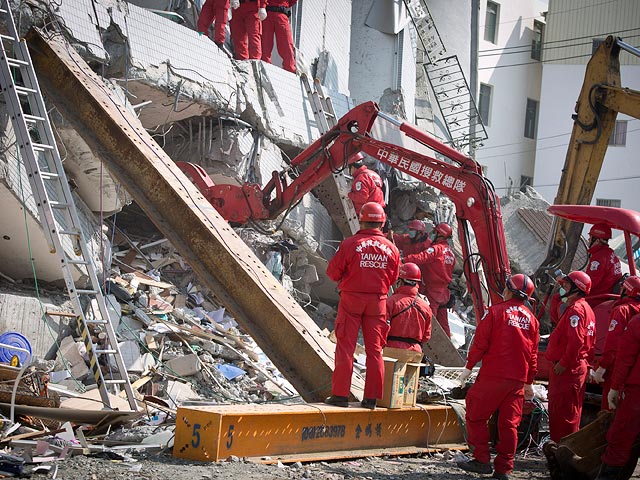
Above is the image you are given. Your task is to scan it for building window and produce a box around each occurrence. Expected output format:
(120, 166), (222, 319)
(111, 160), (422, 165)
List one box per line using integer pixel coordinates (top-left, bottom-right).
(609, 120), (627, 146)
(596, 198), (621, 208)
(479, 83), (492, 126)
(520, 175), (533, 192)
(484, 1), (499, 44)
(531, 20), (544, 60)
(524, 98), (538, 139)
(592, 38), (605, 54)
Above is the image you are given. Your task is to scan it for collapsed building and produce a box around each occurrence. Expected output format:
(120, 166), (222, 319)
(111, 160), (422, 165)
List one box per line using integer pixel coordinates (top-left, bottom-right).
(0, 0), (577, 465)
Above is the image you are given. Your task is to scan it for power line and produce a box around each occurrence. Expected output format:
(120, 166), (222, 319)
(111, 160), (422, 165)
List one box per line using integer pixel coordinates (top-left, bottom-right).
(479, 26), (640, 53)
(493, 173), (640, 192)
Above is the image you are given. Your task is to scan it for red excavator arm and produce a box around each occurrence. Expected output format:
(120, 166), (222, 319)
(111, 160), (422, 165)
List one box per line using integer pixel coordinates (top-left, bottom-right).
(177, 101), (510, 318)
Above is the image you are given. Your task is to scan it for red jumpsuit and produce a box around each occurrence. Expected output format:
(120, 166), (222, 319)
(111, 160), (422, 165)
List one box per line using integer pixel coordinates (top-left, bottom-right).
(545, 297), (596, 441)
(326, 228), (400, 400)
(586, 243), (622, 297)
(385, 284), (432, 352)
(405, 240), (455, 336)
(391, 232), (431, 258)
(197, 0), (230, 45)
(230, 0), (266, 60)
(598, 297), (640, 410)
(261, 0), (296, 73)
(464, 299), (539, 476)
(348, 165), (385, 215)
(601, 313), (640, 467)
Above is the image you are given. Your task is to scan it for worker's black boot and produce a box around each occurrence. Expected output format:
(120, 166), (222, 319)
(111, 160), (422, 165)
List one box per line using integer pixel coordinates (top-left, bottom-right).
(597, 463), (622, 480)
(492, 472), (510, 480)
(456, 459), (492, 474)
(360, 398), (376, 410)
(324, 395), (349, 407)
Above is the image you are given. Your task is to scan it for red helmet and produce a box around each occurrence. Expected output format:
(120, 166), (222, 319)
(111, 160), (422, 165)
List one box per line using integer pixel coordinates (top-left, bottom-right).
(507, 274), (534, 299)
(408, 220), (426, 232)
(567, 271), (592, 295)
(359, 202), (386, 223)
(350, 152), (365, 166)
(589, 223), (612, 240)
(435, 222), (453, 238)
(622, 276), (640, 297)
(399, 263), (422, 282)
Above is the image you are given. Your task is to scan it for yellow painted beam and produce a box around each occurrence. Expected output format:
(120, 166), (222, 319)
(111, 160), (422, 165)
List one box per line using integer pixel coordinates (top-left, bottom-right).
(174, 403), (464, 462)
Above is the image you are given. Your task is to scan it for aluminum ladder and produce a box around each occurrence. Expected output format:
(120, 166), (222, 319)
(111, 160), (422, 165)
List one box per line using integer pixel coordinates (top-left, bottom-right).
(300, 73), (360, 234)
(0, 2), (137, 411)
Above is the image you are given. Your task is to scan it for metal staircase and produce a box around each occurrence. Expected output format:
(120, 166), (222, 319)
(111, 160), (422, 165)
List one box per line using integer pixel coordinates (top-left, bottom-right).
(403, 0), (488, 156)
(0, 1), (137, 411)
(300, 72), (360, 235)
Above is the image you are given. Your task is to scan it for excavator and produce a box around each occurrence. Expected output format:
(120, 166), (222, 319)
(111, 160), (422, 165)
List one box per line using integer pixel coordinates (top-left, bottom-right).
(177, 100), (511, 322)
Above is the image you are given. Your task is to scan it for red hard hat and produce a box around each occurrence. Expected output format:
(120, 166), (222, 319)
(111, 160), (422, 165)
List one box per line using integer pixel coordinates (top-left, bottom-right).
(435, 222), (453, 238)
(589, 223), (612, 240)
(359, 202), (386, 223)
(408, 220), (426, 232)
(399, 263), (422, 282)
(567, 271), (592, 295)
(623, 275), (640, 297)
(350, 152), (365, 165)
(507, 274), (534, 299)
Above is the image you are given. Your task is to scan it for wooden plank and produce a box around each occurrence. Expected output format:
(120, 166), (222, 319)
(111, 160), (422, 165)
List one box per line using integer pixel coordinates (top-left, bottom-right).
(423, 318), (465, 367)
(174, 402), (464, 462)
(28, 30), (362, 402)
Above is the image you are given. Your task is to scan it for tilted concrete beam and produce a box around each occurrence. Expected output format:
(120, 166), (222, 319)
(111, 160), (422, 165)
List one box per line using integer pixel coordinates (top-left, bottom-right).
(28, 29), (364, 401)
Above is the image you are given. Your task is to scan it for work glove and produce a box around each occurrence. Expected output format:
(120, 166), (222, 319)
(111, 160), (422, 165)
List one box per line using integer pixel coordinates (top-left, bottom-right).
(608, 389), (619, 410)
(458, 367), (472, 387)
(258, 7), (267, 21)
(230, 0), (239, 9)
(524, 384), (534, 401)
(593, 366), (606, 384)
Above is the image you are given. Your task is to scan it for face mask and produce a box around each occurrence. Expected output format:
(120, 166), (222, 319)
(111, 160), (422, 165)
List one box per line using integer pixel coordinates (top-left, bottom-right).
(408, 230), (417, 239)
(559, 287), (567, 297)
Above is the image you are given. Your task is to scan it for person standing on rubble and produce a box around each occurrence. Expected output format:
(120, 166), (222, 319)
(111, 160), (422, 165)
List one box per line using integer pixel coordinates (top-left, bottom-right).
(261, 0), (297, 73)
(585, 223), (622, 297)
(545, 271), (596, 442)
(390, 219), (432, 258)
(325, 202), (400, 410)
(229, 0), (267, 61)
(596, 312), (640, 480)
(348, 153), (385, 217)
(385, 263), (432, 353)
(593, 275), (640, 410)
(456, 274), (539, 480)
(197, 0), (230, 49)
(404, 223), (455, 337)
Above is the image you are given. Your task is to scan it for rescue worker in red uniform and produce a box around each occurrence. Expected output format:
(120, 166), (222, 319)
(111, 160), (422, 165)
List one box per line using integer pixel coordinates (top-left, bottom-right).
(390, 219), (432, 258)
(545, 271), (596, 442)
(325, 202), (400, 410)
(586, 223), (622, 297)
(593, 275), (640, 410)
(348, 155), (385, 216)
(597, 312), (640, 480)
(404, 223), (455, 337)
(197, 0), (230, 48)
(385, 263), (432, 353)
(456, 274), (539, 480)
(261, 0), (297, 73)
(230, 0), (266, 60)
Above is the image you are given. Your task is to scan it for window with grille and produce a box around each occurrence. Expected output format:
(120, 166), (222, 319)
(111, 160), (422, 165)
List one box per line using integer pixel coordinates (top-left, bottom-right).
(484, 1), (499, 44)
(524, 98), (538, 139)
(479, 83), (492, 126)
(609, 120), (627, 146)
(531, 21), (544, 60)
(596, 198), (621, 208)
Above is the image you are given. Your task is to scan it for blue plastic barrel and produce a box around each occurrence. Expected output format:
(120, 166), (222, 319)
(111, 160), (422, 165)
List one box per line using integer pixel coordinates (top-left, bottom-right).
(0, 331), (32, 365)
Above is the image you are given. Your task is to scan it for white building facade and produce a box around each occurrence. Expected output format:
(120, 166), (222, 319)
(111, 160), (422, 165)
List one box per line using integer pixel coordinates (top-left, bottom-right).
(475, 0), (547, 195)
(533, 0), (640, 213)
